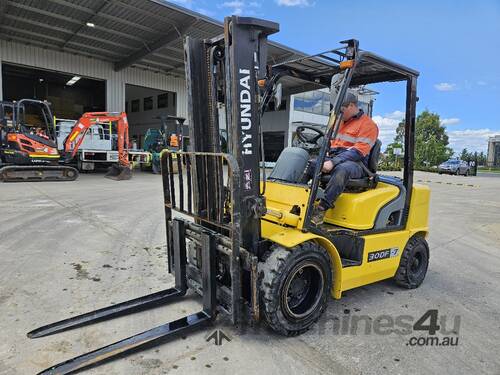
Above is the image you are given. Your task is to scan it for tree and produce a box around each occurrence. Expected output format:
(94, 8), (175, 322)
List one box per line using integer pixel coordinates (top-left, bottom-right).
(383, 120), (405, 168)
(414, 110), (453, 167)
(394, 120), (405, 145)
(478, 151), (486, 165)
(460, 148), (469, 161)
(384, 110), (453, 168)
(384, 141), (404, 169)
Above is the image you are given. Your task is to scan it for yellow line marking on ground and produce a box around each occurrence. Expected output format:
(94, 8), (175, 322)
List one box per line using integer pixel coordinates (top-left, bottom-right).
(416, 179), (480, 188)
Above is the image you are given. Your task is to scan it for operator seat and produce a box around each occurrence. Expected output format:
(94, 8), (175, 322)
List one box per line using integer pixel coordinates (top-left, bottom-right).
(321, 139), (382, 190)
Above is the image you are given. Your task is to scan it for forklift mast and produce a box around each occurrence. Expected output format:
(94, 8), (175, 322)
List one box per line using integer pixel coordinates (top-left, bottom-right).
(185, 16), (278, 253)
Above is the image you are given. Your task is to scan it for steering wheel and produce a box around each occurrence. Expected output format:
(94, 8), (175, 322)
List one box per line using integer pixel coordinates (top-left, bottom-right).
(293, 125), (325, 152)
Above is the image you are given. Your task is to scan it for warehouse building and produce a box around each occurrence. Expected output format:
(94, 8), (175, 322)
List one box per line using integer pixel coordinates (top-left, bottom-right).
(0, 0), (376, 159)
(487, 135), (500, 167)
(0, 0), (309, 148)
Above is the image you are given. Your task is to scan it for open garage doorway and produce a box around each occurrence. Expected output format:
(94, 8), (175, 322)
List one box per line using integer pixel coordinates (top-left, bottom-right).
(125, 84), (178, 149)
(2, 63), (105, 120)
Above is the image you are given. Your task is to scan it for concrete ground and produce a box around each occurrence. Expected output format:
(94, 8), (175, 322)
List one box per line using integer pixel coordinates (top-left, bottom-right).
(1, 171), (499, 375)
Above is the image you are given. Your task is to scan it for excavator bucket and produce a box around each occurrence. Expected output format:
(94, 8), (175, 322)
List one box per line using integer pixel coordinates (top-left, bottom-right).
(104, 164), (132, 180)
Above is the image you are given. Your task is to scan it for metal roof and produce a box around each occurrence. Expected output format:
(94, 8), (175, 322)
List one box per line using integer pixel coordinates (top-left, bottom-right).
(0, 0), (306, 78)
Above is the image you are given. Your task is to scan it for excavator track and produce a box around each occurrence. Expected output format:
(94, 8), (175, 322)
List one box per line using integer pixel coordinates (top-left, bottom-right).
(0, 165), (79, 182)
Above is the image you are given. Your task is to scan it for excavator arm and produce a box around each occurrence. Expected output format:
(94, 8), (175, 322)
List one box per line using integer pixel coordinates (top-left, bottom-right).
(64, 112), (131, 180)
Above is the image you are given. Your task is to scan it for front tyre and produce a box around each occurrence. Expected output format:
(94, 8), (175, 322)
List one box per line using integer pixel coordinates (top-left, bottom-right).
(394, 236), (429, 289)
(259, 242), (332, 336)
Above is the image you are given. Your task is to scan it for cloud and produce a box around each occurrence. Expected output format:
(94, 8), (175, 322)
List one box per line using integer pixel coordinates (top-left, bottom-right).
(276, 0), (312, 6)
(373, 111), (498, 153)
(440, 118), (460, 126)
(195, 7), (216, 16)
(372, 110), (405, 148)
(434, 82), (457, 91)
(219, 1), (261, 15)
(220, 1), (244, 7)
(447, 128), (500, 153)
(385, 110), (405, 120)
(476, 80), (487, 86)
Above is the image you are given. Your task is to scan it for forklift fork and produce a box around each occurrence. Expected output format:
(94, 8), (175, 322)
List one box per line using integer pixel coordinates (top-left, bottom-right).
(28, 219), (217, 375)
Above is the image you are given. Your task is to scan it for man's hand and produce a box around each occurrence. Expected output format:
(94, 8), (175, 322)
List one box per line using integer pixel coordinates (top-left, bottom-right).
(322, 157), (343, 173)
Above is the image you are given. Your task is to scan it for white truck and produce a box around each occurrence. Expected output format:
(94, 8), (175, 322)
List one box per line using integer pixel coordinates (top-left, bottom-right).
(55, 118), (150, 171)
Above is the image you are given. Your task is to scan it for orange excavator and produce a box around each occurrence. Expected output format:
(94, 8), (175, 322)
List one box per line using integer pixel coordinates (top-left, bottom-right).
(64, 112), (132, 180)
(0, 99), (131, 182)
(0, 99), (78, 182)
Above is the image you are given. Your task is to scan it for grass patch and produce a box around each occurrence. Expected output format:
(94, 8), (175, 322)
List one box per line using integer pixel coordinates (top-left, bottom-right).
(478, 167), (500, 174)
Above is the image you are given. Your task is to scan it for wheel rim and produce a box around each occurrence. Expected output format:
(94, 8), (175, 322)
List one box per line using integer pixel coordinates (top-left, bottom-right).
(282, 262), (324, 320)
(408, 246), (427, 281)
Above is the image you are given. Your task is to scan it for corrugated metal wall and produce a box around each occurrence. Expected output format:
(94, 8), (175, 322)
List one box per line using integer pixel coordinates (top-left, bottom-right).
(0, 40), (188, 118)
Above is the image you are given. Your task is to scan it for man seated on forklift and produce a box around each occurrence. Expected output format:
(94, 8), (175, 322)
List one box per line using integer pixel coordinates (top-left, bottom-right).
(301, 92), (379, 224)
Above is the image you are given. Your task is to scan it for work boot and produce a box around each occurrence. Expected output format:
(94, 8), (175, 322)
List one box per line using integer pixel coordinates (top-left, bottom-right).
(310, 202), (329, 225)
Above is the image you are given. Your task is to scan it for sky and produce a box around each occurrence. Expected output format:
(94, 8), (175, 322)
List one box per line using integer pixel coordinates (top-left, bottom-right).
(169, 0), (500, 154)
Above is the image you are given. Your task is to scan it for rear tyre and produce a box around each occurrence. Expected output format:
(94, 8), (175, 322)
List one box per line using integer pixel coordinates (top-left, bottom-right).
(259, 242), (332, 336)
(394, 236), (429, 289)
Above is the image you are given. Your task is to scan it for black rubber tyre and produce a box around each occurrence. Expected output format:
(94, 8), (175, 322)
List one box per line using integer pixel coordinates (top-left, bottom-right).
(394, 236), (429, 289)
(259, 242), (332, 336)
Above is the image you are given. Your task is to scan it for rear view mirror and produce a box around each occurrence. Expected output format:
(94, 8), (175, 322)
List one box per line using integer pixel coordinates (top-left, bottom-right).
(273, 82), (283, 110)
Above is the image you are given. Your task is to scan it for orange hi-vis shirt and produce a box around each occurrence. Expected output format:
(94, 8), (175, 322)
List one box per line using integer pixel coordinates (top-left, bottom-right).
(330, 111), (379, 157)
(169, 134), (179, 147)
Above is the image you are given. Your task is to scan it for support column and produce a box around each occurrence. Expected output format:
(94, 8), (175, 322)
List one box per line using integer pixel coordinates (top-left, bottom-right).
(0, 60), (3, 101)
(106, 77), (125, 112)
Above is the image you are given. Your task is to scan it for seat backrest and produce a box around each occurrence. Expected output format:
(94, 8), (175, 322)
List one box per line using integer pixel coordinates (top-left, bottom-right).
(367, 139), (382, 173)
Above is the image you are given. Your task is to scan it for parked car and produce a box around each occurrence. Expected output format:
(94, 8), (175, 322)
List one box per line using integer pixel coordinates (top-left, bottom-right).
(438, 159), (470, 176)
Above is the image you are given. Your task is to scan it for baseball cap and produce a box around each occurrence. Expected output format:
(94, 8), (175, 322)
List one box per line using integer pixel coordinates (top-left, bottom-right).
(341, 92), (358, 107)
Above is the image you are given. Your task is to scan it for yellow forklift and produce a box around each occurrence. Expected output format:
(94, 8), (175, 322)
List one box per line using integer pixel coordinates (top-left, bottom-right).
(28, 16), (429, 374)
